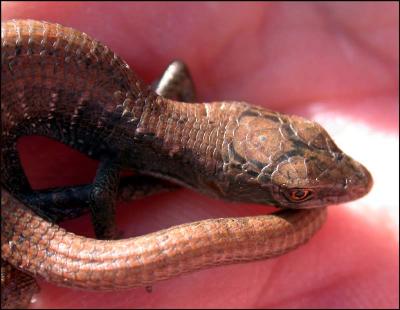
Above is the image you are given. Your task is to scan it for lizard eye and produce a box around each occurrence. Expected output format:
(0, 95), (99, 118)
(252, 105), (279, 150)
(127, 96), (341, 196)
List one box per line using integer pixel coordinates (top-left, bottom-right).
(284, 188), (314, 202)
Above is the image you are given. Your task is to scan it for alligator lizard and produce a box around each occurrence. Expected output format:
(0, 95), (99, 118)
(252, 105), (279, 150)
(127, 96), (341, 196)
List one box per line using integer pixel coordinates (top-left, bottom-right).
(1, 19), (373, 308)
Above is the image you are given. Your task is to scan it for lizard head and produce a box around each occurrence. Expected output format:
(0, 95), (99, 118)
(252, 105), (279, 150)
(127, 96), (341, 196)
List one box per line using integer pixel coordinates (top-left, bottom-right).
(214, 106), (373, 209)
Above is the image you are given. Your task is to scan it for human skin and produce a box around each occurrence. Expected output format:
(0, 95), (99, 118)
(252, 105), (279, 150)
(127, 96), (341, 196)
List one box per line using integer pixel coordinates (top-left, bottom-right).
(1, 2), (398, 309)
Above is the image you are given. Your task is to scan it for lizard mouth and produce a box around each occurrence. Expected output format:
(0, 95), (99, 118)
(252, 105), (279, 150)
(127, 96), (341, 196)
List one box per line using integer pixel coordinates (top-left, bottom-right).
(316, 156), (373, 207)
(340, 157), (373, 201)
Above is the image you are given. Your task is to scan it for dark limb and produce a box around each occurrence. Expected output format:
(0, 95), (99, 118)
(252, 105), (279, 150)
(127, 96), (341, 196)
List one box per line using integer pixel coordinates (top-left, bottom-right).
(24, 175), (179, 223)
(88, 159), (120, 239)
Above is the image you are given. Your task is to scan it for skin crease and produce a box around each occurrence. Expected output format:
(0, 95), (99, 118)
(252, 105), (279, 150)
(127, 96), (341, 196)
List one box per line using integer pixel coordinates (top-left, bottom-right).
(1, 2), (398, 309)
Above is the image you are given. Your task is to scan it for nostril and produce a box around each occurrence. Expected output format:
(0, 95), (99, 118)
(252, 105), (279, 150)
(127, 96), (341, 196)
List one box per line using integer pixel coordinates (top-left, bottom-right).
(356, 170), (364, 178)
(336, 153), (344, 162)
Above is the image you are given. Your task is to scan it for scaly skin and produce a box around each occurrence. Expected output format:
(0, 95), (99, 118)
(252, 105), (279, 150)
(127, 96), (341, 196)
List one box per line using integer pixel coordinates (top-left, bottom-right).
(1, 189), (327, 289)
(1, 20), (373, 308)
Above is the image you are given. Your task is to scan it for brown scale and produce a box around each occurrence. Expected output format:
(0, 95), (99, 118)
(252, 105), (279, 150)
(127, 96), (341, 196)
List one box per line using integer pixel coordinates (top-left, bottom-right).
(1, 20), (373, 308)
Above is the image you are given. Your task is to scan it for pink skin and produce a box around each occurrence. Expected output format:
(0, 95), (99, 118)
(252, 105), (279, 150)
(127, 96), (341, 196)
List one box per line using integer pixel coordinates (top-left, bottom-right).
(2, 2), (398, 308)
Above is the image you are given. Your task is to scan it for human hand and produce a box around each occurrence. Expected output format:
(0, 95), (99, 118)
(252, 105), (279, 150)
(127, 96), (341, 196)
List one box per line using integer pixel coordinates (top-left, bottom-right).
(3, 2), (398, 308)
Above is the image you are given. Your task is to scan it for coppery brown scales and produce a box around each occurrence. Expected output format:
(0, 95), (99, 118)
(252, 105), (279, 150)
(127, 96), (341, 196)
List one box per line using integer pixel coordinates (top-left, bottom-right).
(1, 20), (372, 308)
